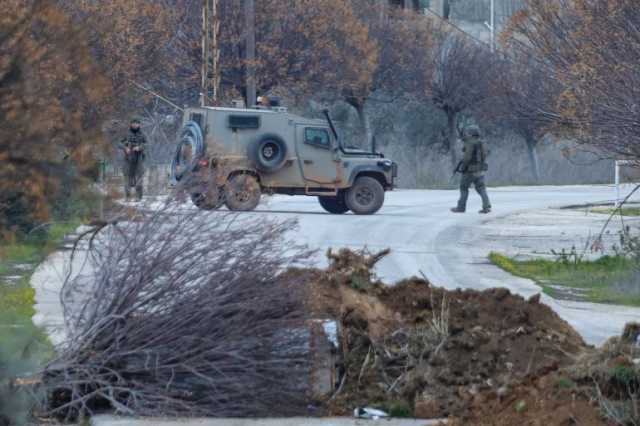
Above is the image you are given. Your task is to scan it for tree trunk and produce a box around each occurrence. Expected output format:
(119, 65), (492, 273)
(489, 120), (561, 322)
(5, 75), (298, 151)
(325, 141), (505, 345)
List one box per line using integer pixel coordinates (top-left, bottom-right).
(447, 110), (458, 169)
(377, 0), (387, 22)
(443, 0), (451, 20)
(526, 136), (541, 183)
(356, 102), (373, 150)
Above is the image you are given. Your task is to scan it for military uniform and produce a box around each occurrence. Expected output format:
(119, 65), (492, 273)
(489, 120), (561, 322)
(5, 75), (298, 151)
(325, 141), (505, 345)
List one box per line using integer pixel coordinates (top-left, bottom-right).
(452, 126), (491, 214)
(120, 122), (147, 200)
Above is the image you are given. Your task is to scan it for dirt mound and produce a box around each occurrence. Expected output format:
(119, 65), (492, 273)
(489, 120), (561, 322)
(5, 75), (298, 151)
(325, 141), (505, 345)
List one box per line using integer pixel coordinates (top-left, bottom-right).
(448, 368), (605, 426)
(456, 323), (640, 425)
(305, 248), (590, 419)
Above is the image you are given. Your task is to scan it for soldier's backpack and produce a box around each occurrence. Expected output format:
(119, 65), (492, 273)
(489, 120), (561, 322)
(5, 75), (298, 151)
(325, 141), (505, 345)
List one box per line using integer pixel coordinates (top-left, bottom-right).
(468, 141), (489, 173)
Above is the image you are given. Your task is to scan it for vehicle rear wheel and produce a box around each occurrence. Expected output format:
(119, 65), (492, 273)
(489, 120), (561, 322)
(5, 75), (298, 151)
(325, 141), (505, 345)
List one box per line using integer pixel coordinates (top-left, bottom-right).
(190, 187), (223, 211)
(224, 174), (261, 211)
(345, 176), (385, 215)
(318, 194), (349, 214)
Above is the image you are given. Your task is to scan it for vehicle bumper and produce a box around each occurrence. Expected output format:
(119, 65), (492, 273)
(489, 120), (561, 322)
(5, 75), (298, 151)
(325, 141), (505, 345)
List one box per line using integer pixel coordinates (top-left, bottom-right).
(390, 162), (398, 189)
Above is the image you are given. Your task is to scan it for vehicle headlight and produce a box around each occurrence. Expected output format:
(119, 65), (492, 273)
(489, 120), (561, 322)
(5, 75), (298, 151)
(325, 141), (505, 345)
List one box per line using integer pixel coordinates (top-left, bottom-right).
(378, 159), (393, 170)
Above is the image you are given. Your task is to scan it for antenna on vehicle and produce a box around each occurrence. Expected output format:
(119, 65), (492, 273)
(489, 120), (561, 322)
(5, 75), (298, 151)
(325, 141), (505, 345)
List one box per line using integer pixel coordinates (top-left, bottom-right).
(322, 109), (339, 141)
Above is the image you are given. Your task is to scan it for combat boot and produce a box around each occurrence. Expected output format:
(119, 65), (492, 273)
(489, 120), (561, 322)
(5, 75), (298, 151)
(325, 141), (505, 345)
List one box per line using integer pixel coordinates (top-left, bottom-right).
(450, 207), (465, 213)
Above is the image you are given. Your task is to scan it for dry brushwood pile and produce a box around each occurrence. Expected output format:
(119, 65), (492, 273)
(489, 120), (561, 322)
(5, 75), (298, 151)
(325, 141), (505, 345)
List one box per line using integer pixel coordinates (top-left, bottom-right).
(40, 202), (314, 420)
(304, 248), (596, 420)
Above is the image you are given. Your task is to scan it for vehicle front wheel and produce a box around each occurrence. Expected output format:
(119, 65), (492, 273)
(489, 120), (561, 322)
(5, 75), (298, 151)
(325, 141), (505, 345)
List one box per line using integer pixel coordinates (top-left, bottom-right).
(345, 176), (385, 215)
(318, 194), (349, 214)
(224, 174), (261, 211)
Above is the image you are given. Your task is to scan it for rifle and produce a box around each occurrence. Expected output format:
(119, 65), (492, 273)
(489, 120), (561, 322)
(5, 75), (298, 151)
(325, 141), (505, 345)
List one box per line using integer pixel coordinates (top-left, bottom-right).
(121, 138), (143, 187)
(449, 160), (464, 184)
(453, 160), (464, 176)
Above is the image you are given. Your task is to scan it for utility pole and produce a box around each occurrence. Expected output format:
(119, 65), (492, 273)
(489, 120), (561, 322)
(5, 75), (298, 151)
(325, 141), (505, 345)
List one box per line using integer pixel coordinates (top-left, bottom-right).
(490, 0), (495, 52)
(201, 0), (220, 107)
(245, 0), (256, 108)
(484, 0), (495, 52)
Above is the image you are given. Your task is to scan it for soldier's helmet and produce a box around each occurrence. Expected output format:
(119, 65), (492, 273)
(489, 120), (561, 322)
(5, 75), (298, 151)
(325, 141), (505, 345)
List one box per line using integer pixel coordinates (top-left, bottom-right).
(464, 125), (481, 138)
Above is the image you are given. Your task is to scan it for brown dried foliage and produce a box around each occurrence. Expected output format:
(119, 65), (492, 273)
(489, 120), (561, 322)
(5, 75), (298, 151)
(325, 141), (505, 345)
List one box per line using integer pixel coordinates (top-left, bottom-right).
(0, 0), (109, 238)
(506, 0), (640, 160)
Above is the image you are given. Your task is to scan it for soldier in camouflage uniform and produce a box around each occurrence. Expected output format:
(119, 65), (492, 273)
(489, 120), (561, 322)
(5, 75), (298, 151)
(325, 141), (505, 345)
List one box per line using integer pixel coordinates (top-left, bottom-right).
(120, 117), (147, 201)
(451, 125), (492, 214)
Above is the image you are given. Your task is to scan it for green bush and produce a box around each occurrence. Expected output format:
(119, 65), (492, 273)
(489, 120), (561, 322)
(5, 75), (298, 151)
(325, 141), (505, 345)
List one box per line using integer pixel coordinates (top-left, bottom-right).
(611, 365), (638, 387)
(383, 400), (412, 418)
(0, 313), (50, 425)
(555, 377), (576, 389)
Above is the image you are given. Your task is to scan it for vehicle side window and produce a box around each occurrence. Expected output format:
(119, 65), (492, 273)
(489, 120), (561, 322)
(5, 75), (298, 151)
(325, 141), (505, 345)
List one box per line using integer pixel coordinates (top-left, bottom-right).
(304, 128), (331, 149)
(229, 115), (260, 130)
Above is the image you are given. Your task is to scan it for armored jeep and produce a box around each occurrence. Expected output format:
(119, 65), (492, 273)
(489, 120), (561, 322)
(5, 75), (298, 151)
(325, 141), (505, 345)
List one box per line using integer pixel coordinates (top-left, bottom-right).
(170, 104), (397, 215)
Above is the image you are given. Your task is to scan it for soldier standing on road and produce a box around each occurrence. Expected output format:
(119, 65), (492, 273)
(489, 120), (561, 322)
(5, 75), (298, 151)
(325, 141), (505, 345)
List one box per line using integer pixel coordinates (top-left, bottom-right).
(451, 125), (492, 214)
(120, 117), (147, 201)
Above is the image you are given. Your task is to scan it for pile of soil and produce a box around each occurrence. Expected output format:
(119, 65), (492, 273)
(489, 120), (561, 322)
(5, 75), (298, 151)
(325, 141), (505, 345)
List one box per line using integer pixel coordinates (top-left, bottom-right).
(448, 368), (605, 426)
(302, 248), (600, 421)
(455, 323), (640, 425)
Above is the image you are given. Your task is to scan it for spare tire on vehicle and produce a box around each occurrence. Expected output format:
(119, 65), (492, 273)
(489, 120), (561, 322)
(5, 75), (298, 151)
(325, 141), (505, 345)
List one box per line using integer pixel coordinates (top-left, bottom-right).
(249, 134), (287, 173)
(171, 121), (205, 183)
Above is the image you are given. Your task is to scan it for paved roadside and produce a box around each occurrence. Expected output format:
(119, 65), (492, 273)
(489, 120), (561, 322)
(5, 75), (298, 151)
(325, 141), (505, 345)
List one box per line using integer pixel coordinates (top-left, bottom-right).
(31, 226), (94, 346)
(435, 206), (640, 345)
(32, 186), (640, 349)
(91, 415), (443, 426)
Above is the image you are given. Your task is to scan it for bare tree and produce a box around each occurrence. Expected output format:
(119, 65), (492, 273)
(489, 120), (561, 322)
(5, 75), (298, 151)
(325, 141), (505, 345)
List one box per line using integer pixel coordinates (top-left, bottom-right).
(426, 29), (495, 167)
(344, 3), (435, 148)
(40, 200), (314, 420)
(489, 55), (558, 182)
(508, 0), (640, 162)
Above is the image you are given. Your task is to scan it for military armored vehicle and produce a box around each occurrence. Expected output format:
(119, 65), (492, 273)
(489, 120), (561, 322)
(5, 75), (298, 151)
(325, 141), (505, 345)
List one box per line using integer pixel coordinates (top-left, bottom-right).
(170, 103), (397, 215)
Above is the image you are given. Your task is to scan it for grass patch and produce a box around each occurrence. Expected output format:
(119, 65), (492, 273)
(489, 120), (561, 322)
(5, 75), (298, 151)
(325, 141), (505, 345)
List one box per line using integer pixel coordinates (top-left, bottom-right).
(591, 206), (640, 216)
(381, 400), (412, 418)
(0, 220), (81, 423)
(0, 221), (79, 264)
(0, 221), (79, 328)
(555, 377), (576, 390)
(489, 252), (640, 306)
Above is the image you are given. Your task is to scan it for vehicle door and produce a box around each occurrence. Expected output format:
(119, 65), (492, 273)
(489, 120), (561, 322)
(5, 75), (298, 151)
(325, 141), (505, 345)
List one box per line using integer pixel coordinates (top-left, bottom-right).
(295, 125), (340, 186)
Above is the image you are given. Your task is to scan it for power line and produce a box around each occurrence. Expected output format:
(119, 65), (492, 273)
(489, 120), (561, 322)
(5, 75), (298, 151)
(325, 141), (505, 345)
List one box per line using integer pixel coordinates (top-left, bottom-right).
(422, 6), (495, 51)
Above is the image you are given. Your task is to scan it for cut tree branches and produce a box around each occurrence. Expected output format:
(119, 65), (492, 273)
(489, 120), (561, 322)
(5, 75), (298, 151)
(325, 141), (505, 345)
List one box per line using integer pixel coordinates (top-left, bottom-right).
(41, 200), (314, 420)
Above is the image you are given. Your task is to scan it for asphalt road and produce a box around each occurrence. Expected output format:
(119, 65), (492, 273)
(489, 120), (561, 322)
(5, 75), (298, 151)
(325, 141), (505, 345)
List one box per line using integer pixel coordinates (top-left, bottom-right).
(252, 185), (640, 345)
(33, 185), (640, 347)
(91, 416), (443, 426)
